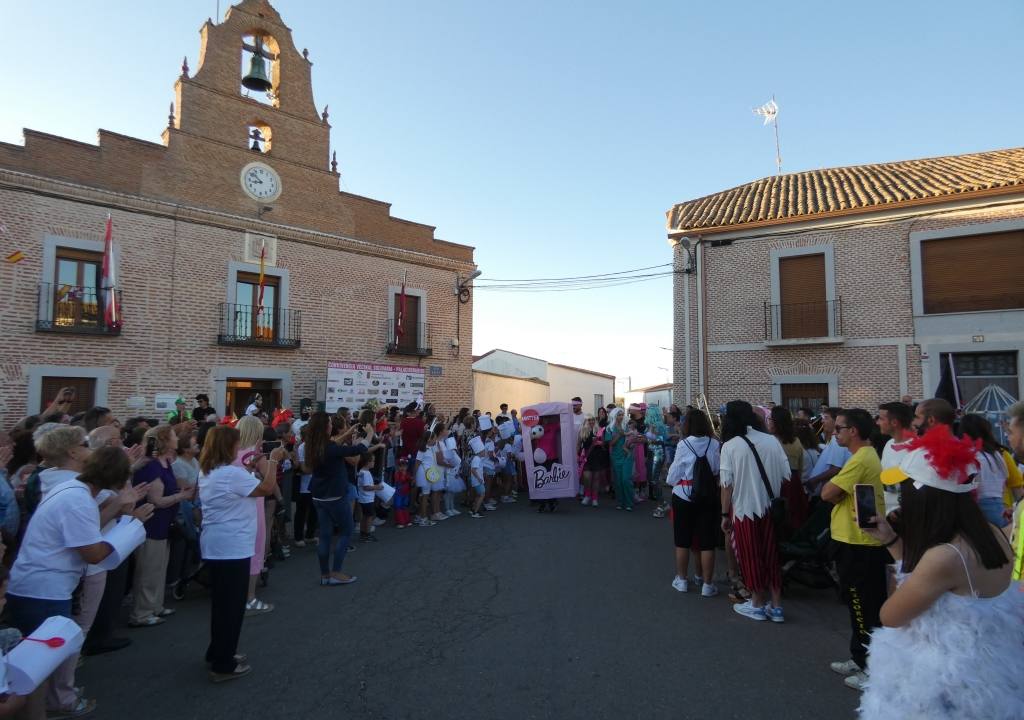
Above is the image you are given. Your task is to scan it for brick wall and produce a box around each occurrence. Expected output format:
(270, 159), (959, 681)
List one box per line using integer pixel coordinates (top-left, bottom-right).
(676, 200), (1024, 410)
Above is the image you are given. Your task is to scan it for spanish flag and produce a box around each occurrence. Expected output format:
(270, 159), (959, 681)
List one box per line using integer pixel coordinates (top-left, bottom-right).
(256, 244), (266, 315)
(5, 250), (25, 264)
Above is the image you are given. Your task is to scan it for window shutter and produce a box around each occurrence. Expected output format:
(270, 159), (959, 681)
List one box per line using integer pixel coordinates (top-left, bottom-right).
(779, 254), (827, 338)
(921, 231), (1024, 314)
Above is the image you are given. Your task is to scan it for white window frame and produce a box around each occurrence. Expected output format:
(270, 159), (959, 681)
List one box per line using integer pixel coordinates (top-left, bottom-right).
(387, 286), (427, 350)
(769, 244), (837, 338)
(39, 234), (111, 325)
(26, 365), (112, 414)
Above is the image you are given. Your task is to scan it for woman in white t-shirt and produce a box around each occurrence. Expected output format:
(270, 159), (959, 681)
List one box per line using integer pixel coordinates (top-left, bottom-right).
(8, 437), (152, 719)
(198, 425), (285, 683)
(666, 409), (721, 597)
(959, 414), (1016, 527)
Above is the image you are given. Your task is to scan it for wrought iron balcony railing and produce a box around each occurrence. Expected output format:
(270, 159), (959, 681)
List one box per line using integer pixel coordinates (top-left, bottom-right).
(218, 303), (301, 348)
(36, 282), (122, 335)
(764, 298), (843, 342)
(384, 319), (432, 357)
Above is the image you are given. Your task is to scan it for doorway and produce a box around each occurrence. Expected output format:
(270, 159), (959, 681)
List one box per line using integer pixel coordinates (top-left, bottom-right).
(226, 378), (281, 418)
(779, 382), (829, 416)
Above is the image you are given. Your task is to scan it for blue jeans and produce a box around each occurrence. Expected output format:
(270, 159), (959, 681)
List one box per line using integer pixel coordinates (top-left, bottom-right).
(6, 594), (72, 637)
(314, 492), (354, 575)
(978, 496), (1008, 528)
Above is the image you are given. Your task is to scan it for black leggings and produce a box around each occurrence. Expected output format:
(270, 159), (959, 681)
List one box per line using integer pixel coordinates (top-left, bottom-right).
(294, 494), (318, 540)
(205, 558), (250, 673)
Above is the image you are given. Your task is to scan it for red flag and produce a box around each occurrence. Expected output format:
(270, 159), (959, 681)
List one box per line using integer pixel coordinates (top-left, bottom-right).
(256, 244), (267, 315)
(396, 275), (407, 339)
(101, 215), (121, 329)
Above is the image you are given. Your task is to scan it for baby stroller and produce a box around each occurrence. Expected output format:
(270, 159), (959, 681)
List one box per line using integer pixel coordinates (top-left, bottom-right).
(778, 500), (839, 592)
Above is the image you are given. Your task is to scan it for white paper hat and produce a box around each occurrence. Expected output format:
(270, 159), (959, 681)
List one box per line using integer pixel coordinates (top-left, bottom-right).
(444, 436), (457, 451)
(478, 415), (493, 431)
(498, 422), (515, 439)
(5, 616), (84, 695)
(375, 482), (396, 505)
(880, 428), (979, 494)
(469, 436), (485, 454)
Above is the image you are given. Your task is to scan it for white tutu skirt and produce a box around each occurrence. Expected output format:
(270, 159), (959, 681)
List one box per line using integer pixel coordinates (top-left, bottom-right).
(859, 582), (1024, 720)
(445, 469), (466, 494)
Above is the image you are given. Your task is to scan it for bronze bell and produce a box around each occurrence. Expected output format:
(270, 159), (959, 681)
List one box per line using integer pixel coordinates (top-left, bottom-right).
(242, 37), (273, 92)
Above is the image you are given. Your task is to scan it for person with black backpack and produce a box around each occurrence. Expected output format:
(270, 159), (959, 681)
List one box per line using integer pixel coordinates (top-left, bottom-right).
(666, 408), (722, 597)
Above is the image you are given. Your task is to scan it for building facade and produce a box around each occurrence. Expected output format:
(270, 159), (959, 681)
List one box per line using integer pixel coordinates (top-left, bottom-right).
(472, 349), (615, 414)
(666, 147), (1024, 413)
(0, 0), (476, 421)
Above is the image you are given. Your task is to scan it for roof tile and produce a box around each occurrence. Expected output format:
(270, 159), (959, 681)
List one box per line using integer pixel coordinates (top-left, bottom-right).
(667, 147), (1024, 233)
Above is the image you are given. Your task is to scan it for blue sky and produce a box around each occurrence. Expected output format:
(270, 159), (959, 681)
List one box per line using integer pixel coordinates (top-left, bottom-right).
(2, 0), (1022, 391)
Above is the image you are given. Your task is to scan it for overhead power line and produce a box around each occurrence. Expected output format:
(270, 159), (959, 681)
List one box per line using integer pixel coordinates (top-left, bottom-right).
(475, 263), (672, 283)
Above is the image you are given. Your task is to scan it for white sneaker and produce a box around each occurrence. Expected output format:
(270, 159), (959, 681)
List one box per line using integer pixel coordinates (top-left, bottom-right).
(591, 499), (598, 508)
(844, 672), (868, 691)
(701, 583), (719, 598)
(484, 504), (497, 512)
(444, 509), (457, 517)
(431, 512), (448, 521)
(581, 497), (592, 506)
(671, 576), (689, 592)
(830, 659), (861, 676)
(450, 509), (462, 516)
(501, 496), (516, 504)
(732, 600), (767, 621)
(372, 518), (386, 527)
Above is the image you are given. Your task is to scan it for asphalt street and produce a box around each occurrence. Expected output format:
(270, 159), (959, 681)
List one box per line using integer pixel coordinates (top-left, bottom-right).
(79, 499), (860, 720)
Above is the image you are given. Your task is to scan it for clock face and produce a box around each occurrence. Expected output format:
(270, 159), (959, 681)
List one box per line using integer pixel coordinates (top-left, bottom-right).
(240, 162), (282, 202)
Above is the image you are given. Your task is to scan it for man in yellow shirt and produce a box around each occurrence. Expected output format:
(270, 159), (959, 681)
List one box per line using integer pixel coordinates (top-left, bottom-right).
(820, 408), (888, 692)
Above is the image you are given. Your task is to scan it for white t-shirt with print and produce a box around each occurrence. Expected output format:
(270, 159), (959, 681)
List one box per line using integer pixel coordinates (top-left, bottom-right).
(198, 464), (260, 561)
(719, 428), (791, 521)
(483, 440), (496, 474)
(357, 469), (377, 504)
(9, 480), (105, 600)
(416, 446), (438, 485)
(880, 437), (910, 471)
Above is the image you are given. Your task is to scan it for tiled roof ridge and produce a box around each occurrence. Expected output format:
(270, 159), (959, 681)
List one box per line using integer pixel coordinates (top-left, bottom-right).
(668, 146), (1024, 234)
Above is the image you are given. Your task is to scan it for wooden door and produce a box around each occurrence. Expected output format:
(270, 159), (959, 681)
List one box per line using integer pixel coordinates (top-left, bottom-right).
(780, 383), (829, 416)
(40, 376), (96, 416)
(394, 294), (420, 352)
(779, 254), (827, 338)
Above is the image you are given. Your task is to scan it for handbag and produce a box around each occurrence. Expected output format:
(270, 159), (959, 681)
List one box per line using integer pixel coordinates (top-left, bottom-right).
(739, 436), (788, 528)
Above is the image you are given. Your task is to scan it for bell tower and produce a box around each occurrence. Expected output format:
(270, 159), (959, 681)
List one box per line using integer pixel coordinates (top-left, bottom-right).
(166, 0), (331, 173)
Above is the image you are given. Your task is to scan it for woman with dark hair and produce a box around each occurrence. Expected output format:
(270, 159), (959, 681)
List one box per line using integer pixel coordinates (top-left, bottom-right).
(666, 409), (721, 595)
(719, 400), (791, 621)
(303, 412), (377, 585)
(959, 414), (1022, 527)
(860, 426), (1021, 718)
(771, 406), (809, 530)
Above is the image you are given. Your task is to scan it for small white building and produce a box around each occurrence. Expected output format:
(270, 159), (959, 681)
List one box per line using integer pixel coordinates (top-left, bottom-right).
(623, 382), (674, 409)
(472, 349), (615, 415)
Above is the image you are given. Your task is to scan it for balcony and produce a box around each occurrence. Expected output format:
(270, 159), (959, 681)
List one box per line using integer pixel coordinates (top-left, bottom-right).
(36, 282), (122, 336)
(384, 319), (432, 357)
(218, 303), (301, 348)
(764, 299), (844, 345)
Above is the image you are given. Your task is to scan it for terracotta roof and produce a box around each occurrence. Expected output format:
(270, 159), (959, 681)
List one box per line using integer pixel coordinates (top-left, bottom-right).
(667, 147), (1024, 235)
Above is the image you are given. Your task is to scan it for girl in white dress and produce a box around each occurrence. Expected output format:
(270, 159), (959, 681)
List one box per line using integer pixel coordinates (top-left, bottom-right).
(861, 426), (1023, 720)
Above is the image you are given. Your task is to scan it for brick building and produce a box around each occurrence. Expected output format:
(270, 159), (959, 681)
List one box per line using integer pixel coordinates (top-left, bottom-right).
(0, 0), (477, 421)
(666, 147), (1024, 413)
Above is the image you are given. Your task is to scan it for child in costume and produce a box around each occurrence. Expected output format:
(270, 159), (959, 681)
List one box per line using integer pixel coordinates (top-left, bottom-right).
(392, 466), (412, 529)
(468, 436), (487, 518)
(606, 408), (634, 511)
(442, 436), (464, 517)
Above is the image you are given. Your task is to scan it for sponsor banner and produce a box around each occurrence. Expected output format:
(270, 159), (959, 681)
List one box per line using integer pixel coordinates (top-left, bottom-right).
(325, 361), (425, 413)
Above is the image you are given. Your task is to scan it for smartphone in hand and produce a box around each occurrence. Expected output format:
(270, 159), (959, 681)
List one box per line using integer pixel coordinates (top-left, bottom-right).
(854, 484), (878, 529)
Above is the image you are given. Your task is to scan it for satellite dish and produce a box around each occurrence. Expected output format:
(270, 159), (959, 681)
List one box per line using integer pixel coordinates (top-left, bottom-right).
(679, 237), (691, 250)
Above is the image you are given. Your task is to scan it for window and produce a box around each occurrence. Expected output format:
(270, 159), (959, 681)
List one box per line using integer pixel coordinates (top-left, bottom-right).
(40, 376), (95, 416)
(594, 394), (604, 413)
(52, 248), (103, 329)
(393, 293), (421, 353)
(939, 351), (1018, 404)
(778, 253), (827, 338)
(780, 383), (829, 416)
(234, 271), (279, 341)
(921, 231), (1024, 314)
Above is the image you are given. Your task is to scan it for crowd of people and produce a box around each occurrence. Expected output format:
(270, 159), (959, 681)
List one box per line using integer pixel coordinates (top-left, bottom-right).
(0, 387), (1022, 718)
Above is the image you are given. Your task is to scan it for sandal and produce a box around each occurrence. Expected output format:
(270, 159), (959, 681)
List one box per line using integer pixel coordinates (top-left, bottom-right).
(46, 697), (97, 719)
(652, 504), (667, 518)
(244, 598), (274, 614)
(728, 576), (751, 603)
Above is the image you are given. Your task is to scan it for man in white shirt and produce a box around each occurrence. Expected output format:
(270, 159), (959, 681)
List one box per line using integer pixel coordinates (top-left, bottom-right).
(291, 401), (312, 436)
(570, 397), (585, 435)
(495, 403), (511, 423)
(877, 401), (914, 470)
(719, 401), (791, 623)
